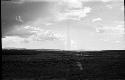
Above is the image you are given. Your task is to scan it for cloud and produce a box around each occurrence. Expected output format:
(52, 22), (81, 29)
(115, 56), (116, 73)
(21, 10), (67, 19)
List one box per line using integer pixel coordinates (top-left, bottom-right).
(2, 36), (24, 43)
(1, 0), (57, 4)
(101, 0), (112, 2)
(2, 0), (123, 3)
(2, 24), (66, 49)
(56, 7), (91, 21)
(101, 0), (123, 2)
(95, 25), (124, 34)
(2, 35), (66, 49)
(1, 1), (53, 37)
(60, 0), (83, 9)
(2, 36), (26, 48)
(115, 25), (124, 33)
(3, 24), (65, 41)
(23, 25), (65, 41)
(54, 0), (92, 21)
(94, 20), (124, 33)
(92, 17), (102, 22)
(105, 5), (113, 9)
(30, 30), (64, 41)
(8, 0), (92, 21)
(2, 25), (65, 49)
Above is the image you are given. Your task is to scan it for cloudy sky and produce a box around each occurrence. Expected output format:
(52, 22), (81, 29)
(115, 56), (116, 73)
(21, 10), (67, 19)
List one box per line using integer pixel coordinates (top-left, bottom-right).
(1, 0), (125, 50)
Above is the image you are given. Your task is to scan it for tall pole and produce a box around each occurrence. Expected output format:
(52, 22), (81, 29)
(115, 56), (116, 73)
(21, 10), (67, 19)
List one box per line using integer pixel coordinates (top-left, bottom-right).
(66, 21), (71, 50)
(123, 17), (125, 45)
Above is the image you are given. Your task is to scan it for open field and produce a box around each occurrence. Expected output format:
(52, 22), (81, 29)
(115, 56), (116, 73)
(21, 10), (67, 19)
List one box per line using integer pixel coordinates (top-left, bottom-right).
(2, 49), (125, 80)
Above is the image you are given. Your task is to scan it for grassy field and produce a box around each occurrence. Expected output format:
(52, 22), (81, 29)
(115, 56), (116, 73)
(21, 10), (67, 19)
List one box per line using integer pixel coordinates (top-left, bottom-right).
(2, 49), (125, 80)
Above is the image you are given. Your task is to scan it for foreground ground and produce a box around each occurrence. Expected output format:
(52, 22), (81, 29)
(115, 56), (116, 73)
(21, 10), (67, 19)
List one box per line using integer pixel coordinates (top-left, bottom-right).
(2, 49), (125, 80)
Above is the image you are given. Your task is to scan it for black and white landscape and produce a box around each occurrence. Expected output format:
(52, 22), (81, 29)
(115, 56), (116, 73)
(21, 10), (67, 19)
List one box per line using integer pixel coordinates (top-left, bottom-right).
(1, 0), (125, 80)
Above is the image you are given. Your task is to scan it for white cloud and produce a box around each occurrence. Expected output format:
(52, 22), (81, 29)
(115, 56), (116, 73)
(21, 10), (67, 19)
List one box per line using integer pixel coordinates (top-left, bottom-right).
(3, 0), (123, 4)
(24, 25), (42, 32)
(115, 25), (124, 33)
(101, 0), (112, 2)
(60, 0), (83, 9)
(3, 24), (65, 42)
(2, 36), (24, 43)
(92, 17), (102, 22)
(56, 7), (92, 21)
(101, 0), (123, 2)
(106, 5), (113, 9)
(44, 23), (53, 26)
(2, 27), (65, 49)
(2, 36), (26, 48)
(55, 0), (92, 21)
(95, 25), (124, 34)
(23, 25), (65, 41)
(30, 30), (64, 41)
(2, 23), (67, 49)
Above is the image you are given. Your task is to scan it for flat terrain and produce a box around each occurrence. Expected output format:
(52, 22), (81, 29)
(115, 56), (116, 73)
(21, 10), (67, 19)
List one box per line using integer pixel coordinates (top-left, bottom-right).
(2, 49), (125, 80)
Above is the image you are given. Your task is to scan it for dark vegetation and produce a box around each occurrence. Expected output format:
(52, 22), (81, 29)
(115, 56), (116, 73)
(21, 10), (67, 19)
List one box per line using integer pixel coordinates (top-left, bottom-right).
(2, 49), (125, 80)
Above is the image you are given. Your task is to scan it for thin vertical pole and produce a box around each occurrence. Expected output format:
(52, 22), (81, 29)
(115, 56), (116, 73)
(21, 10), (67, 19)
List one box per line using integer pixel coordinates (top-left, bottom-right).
(66, 21), (71, 50)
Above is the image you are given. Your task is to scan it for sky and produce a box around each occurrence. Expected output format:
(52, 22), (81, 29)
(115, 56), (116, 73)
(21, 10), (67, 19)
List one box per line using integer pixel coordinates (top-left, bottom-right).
(1, 0), (125, 50)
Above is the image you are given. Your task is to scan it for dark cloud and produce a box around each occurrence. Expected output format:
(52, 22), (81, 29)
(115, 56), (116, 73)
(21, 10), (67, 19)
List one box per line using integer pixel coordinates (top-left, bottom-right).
(1, 1), (54, 37)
